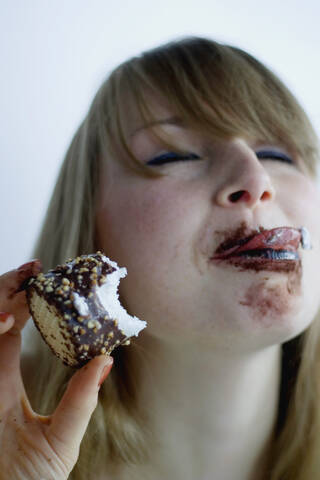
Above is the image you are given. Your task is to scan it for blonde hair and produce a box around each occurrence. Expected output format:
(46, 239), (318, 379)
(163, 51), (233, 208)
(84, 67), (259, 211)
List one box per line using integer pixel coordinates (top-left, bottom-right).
(25, 37), (320, 479)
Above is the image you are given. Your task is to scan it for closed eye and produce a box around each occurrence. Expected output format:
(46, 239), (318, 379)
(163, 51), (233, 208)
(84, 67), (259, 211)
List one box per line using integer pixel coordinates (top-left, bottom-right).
(146, 152), (200, 166)
(146, 150), (294, 166)
(256, 150), (294, 165)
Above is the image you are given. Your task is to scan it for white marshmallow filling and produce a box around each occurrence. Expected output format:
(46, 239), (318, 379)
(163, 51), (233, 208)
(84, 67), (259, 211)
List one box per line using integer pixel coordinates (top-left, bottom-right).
(73, 256), (146, 338)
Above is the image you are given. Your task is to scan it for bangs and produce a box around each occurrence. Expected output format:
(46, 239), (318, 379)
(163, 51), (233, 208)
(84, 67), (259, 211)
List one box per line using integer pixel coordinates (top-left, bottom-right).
(103, 37), (319, 178)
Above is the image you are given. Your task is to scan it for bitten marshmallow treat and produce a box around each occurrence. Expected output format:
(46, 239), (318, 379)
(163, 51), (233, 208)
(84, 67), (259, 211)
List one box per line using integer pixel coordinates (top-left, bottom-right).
(26, 252), (146, 367)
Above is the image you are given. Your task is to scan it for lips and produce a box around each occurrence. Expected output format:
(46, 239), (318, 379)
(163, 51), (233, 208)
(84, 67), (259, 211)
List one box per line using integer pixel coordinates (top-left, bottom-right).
(212, 226), (311, 260)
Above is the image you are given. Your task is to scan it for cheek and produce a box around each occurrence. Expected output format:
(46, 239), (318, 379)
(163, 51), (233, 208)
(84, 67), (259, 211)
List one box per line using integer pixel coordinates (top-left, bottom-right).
(96, 181), (197, 271)
(286, 178), (320, 271)
(280, 175), (320, 227)
(281, 176), (320, 323)
(96, 181), (204, 327)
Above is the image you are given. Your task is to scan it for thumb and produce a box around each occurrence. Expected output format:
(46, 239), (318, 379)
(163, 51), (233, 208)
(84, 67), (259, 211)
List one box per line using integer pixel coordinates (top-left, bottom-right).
(47, 355), (113, 458)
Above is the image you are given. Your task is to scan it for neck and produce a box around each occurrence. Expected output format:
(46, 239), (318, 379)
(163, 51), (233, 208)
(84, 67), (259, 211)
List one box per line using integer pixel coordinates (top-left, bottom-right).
(132, 335), (281, 480)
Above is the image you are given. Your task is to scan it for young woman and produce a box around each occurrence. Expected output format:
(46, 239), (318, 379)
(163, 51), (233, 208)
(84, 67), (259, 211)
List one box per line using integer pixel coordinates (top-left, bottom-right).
(1, 37), (320, 480)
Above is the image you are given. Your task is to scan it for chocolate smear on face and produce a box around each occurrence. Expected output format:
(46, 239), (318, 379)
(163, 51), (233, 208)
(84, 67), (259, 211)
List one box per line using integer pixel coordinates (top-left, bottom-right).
(214, 222), (265, 256)
(239, 261), (302, 324)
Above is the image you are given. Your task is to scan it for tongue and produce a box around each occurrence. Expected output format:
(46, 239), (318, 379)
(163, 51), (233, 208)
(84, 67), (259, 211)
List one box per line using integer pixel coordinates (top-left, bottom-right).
(236, 227), (301, 253)
(214, 227), (301, 259)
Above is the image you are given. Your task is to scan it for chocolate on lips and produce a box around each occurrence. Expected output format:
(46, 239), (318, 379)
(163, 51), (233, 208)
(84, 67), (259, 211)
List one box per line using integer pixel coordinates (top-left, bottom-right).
(26, 252), (146, 368)
(210, 225), (312, 273)
(212, 226), (311, 259)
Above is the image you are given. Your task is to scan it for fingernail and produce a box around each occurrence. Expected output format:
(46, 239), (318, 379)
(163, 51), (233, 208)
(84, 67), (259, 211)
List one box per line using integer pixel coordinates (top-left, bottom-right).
(98, 357), (113, 387)
(0, 312), (12, 322)
(17, 259), (42, 275)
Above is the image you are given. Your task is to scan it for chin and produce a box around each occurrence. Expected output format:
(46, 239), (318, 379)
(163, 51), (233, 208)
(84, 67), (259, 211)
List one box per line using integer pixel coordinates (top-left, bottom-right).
(239, 301), (319, 352)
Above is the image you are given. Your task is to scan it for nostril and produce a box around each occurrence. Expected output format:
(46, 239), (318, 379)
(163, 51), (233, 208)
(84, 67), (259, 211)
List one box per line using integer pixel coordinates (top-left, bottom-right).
(228, 190), (271, 203)
(261, 191), (272, 201)
(229, 190), (249, 203)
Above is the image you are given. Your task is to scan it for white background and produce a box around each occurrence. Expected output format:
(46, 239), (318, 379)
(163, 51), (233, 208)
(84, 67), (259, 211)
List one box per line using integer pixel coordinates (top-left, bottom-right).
(1, 0), (319, 272)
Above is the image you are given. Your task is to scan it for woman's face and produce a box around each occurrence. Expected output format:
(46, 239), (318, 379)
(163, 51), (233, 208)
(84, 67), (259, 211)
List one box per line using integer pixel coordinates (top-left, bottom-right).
(96, 102), (320, 354)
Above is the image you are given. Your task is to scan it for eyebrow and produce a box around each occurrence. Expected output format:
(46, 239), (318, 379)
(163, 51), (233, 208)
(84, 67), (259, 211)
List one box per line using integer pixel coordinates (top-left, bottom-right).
(130, 116), (185, 137)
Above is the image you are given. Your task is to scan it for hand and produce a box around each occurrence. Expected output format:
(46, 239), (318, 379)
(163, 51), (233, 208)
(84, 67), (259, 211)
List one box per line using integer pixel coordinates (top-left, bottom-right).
(0, 261), (113, 480)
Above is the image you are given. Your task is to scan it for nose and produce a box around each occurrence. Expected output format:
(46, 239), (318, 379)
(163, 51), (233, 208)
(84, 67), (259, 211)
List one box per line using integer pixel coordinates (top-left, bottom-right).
(214, 140), (276, 209)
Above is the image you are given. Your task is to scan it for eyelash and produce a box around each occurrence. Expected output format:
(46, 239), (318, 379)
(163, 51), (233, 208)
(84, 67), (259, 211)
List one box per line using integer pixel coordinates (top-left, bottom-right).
(146, 150), (294, 166)
(146, 152), (200, 166)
